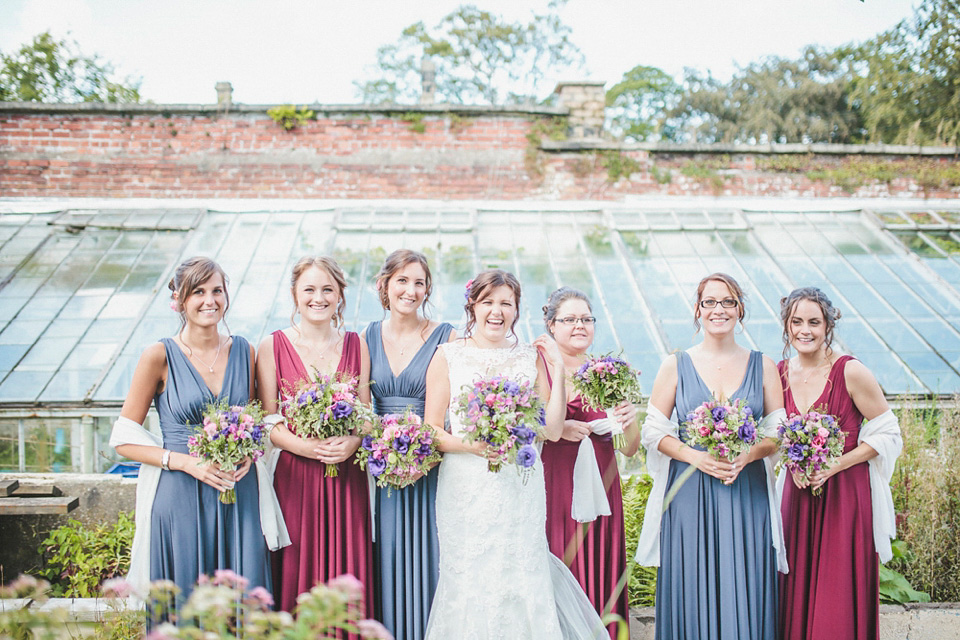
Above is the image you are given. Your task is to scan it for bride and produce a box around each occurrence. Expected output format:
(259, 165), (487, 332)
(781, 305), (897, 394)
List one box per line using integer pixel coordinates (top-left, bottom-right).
(423, 269), (606, 640)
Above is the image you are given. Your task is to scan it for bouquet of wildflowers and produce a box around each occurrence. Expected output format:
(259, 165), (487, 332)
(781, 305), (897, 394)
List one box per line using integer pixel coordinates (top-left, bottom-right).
(571, 353), (643, 449)
(187, 400), (267, 504)
(454, 375), (544, 475)
(777, 408), (845, 496)
(683, 395), (758, 463)
(356, 409), (442, 494)
(280, 372), (374, 477)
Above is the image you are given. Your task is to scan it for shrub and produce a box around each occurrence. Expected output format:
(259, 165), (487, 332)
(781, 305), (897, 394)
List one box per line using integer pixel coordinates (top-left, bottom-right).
(888, 400), (960, 602)
(36, 511), (134, 597)
(621, 473), (657, 607)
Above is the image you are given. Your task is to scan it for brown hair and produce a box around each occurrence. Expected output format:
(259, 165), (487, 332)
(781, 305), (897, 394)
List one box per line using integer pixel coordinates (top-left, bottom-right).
(290, 256), (348, 328)
(693, 272), (746, 332)
(168, 256), (230, 331)
(542, 287), (592, 334)
(463, 269), (522, 340)
(375, 249), (433, 314)
(780, 286), (842, 359)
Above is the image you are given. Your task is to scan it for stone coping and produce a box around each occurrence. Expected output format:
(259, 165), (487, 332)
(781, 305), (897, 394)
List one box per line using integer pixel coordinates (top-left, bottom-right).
(541, 139), (960, 156)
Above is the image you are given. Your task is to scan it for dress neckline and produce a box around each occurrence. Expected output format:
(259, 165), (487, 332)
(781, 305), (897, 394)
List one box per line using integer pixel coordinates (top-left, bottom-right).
(785, 356), (847, 415)
(684, 349), (755, 401)
(276, 330), (348, 380)
(164, 336), (236, 398)
(376, 322), (448, 379)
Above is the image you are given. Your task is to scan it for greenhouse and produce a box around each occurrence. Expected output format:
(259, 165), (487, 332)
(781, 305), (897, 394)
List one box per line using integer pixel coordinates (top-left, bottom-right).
(1, 200), (959, 473)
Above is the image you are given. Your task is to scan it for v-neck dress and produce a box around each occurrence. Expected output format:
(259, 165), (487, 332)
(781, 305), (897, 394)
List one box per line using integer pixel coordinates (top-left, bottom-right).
(655, 350), (777, 640)
(270, 330), (373, 624)
(150, 336), (270, 610)
(778, 355), (877, 640)
(365, 320), (453, 640)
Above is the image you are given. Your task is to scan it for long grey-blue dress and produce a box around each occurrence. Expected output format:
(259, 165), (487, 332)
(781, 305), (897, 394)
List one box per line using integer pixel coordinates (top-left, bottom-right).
(149, 336), (271, 608)
(655, 350), (777, 640)
(365, 321), (453, 640)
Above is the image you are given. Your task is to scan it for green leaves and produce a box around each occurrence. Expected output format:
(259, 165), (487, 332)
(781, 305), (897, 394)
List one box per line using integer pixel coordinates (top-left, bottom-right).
(0, 31), (141, 103)
(36, 512), (134, 597)
(880, 540), (931, 604)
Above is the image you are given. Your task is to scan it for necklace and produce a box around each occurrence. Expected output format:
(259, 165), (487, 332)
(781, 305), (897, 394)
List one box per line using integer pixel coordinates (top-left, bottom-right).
(182, 336), (223, 373)
(383, 319), (425, 356)
(796, 359), (829, 384)
(298, 332), (338, 360)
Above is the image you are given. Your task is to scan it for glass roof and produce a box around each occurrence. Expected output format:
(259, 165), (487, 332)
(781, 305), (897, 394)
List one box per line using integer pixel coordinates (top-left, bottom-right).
(0, 204), (958, 405)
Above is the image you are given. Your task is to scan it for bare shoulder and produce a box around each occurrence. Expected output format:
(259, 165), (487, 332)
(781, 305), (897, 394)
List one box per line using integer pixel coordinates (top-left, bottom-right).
(843, 357), (879, 389)
(760, 353), (779, 374)
(656, 353), (679, 380)
(140, 341), (167, 368)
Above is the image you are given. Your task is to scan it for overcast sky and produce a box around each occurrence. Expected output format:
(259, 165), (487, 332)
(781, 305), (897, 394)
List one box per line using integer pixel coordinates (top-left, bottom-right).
(0, 0), (916, 105)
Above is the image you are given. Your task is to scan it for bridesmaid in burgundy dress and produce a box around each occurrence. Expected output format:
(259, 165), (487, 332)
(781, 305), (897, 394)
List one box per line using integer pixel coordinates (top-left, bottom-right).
(777, 287), (901, 640)
(256, 256), (373, 622)
(538, 287), (640, 637)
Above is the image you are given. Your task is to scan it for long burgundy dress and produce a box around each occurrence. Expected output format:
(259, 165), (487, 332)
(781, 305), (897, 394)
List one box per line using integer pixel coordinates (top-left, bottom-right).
(271, 330), (373, 626)
(542, 378), (629, 639)
(778, 355), (878, 640)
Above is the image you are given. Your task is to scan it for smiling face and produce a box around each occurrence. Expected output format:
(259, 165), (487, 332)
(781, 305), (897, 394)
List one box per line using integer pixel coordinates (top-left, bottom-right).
(385, 261), (427, 316)
(788, 298), (828, 356)
(293, 265), (341, 326)
(182, 273), (226, 328)
(472, 284), (517, 344)
(551, 298), (594, 355)
(696, 279), (742, 337)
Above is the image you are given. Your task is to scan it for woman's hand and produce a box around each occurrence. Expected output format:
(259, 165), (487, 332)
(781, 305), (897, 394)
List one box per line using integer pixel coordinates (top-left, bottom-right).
(561, 419), (591, 442)
(609, 401), (637, 428)
(172, 452), (238, 493)
(694, 451), (736, 483)
(724, 450), (753, 485)
(790, 469), (810, 490)
(315, 435), (362, 464)
(532, 334), (563, 369)
(808, 465), (839, 492)
(233, 457), (253, 482)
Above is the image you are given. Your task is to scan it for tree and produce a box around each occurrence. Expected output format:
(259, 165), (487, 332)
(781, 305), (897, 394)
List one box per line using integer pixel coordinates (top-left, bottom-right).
(0, 31), (141, 103)
(605, 65), (681, 142)
(356, 1), (583, 105)
(666, 46), (863, 144)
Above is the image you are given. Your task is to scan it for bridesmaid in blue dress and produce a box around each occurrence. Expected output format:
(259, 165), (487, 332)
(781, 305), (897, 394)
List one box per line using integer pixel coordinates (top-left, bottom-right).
(113, 257), (270, 618)
(638, 273), (784, 640)
(361, 250), (454, 640)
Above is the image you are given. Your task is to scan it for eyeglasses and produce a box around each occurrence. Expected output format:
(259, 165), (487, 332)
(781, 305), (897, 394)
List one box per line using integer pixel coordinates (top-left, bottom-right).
(554, 316), (597, 325)
(700, 298), (739, 309)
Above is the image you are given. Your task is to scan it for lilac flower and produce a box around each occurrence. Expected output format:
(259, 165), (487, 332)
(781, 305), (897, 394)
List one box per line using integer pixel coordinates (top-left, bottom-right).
(361, 435), (374, 451)
(368, 456), (386, 476)
(516, 444), (537, 468)
(711, 406), (727, 422)
(503, 380), (520, 395)
(393, 434), (410, 454)
(332, 401), (353, 419)
(787, 443), (808, 462)
(511, 424), (536, 445)
(738, 421), (756, 442)
(416, 442), (432, 456)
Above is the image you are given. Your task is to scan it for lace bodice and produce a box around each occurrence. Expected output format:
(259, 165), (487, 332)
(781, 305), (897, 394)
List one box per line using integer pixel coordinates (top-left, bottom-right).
(440, 341), (539, 437)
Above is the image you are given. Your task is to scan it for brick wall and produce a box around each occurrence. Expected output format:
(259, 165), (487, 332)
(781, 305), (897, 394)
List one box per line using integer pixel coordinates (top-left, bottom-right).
(2, 104), (959, 200)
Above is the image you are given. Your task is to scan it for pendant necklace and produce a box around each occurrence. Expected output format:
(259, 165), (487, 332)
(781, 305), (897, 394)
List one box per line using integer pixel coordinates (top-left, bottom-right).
(183, 336), (223, 373)
(384, 319), (424, 356)
(300, 331), (338, 360)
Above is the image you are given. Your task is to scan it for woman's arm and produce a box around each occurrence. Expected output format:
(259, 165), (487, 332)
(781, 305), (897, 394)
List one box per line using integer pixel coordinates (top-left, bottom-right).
(727, 355), (782, 483)
(424, 349), (482, 455)
(651, 355), (736, 483)
(115, 343), (236, 492)
(534, 341), (566, 442)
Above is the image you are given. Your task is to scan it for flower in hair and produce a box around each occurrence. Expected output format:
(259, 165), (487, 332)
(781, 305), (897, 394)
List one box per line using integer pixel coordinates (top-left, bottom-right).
(464, 279), (474, 301)
(170, 299), (179, 312)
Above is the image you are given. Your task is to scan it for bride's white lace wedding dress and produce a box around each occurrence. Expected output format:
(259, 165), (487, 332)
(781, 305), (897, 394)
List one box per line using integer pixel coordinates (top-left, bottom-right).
(424, 342), (605, 640)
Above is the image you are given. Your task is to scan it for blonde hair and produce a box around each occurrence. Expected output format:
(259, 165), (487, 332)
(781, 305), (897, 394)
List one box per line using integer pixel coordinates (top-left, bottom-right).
(463, 269), (522, 340)
(168, 256), (230, 331)
(693, 272), (746, 332)
(290, 256), (348, 328)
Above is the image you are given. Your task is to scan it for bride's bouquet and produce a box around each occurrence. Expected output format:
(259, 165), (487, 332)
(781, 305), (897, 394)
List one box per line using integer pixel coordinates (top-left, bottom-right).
(571, 353), (643, 449)
(280, 372), (374, 477)
(454, 375), (544, 474)
(777, 408), (845, 496)
(683, 395), (758, 462)
(187, 400), (267, 504)
(356, 409), (442, 494)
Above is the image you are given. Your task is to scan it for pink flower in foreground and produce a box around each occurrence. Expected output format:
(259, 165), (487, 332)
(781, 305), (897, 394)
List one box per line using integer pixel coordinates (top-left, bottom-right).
(101, 577), (135, 599)
(246, 585), (274, 609)
(327, 573), (364, 602)
(357, 619), (394, 639)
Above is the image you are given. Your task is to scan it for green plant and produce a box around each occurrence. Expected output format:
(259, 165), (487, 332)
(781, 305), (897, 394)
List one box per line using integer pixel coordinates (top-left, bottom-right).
(621, 473), (657, 607)
(650, 164), (672, 184)
(598, 151), (642, 183)
(400, 112), (426, 133)
(267, 104), (315, 131)
(36, 511), (134, 597)
(880, 540), (931, 604)
(524, 116), (568, 178)
(0, 575), (64, 640)
(888, 400), (960, 601)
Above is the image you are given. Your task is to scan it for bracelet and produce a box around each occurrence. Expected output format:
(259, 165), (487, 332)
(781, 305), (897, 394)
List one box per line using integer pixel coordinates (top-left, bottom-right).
(161, 449), (171, 471)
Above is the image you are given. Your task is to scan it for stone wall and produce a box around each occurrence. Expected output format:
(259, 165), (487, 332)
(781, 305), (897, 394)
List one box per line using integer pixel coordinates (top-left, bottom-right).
(2, 101), (960, 200)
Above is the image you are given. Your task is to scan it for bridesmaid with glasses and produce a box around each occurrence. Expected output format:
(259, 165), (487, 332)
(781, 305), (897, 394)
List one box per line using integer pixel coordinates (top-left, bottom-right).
(538, 287), (640, 638)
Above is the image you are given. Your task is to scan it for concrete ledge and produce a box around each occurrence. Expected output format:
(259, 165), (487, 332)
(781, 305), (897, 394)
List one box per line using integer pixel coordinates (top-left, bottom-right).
(541, 139), (960, 156)
(628, 604), (960, 639)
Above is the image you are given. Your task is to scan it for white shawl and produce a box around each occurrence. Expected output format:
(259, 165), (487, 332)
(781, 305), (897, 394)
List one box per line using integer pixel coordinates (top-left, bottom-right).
(109, 416), (290, 594)
(635, 405), (788, 574)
